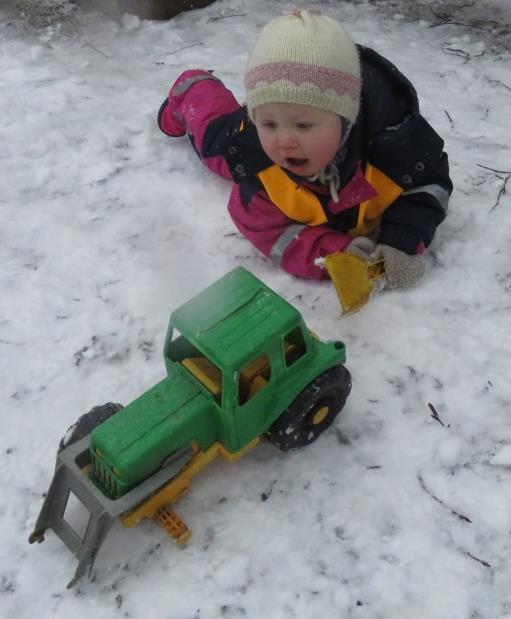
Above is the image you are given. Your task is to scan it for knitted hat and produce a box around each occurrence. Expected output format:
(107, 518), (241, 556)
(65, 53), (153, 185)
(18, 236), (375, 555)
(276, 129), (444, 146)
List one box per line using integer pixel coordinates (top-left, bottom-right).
(245, 10), (361, 124)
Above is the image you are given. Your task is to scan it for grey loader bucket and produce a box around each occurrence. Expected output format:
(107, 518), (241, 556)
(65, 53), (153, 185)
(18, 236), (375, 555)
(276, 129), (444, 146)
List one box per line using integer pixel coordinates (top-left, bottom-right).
(29, 436), (192, 588)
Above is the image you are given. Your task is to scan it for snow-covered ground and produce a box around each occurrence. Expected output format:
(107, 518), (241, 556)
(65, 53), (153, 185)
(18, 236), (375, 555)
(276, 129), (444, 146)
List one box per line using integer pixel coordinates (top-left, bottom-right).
(2, 1), (511, 617)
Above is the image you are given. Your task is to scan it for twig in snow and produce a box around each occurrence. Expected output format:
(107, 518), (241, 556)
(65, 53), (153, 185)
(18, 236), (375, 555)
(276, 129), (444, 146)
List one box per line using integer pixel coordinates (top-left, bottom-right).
(417, 473), (472, 523)
(428, 402), (446, 427)
(430, 20), (467, 28)
(207, 13), (246, 22)
(487, 78), (511, 92)
(444, 110), (454, 129)
(463, 550), (491, 568)
(444, 47), (471, 60)
(478, 165), (511, 211)
(490, 174), (511, 212)
(429, 8), (468, 28)
(429, 4), (499, 36)
(84, 42), (111, 59)
(477, 164), (511, 175)
(164, 42), (204, 56)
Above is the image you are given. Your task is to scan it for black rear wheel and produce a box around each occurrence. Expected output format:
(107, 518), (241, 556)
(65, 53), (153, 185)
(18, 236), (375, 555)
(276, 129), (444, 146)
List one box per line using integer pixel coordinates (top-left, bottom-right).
(266, 365), (351, 452)
(58, 402), (123, 452)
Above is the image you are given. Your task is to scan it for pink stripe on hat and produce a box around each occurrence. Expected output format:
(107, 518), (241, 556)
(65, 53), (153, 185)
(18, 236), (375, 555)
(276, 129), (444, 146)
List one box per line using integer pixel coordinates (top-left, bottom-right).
(246, 62), (361, 102)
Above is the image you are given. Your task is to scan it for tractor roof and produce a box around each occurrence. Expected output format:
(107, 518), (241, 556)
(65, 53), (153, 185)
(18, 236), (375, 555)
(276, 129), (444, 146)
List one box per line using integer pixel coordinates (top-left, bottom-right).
(169, 267), (301, 370)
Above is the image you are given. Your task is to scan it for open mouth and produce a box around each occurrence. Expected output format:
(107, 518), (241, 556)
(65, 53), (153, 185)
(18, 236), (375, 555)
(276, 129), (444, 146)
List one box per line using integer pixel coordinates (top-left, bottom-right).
(285, 157), (309, 169)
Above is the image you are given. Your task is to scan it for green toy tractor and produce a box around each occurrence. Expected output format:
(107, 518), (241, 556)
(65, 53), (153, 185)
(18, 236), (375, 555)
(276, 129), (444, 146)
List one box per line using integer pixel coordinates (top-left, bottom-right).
(29, 267), (351, 586)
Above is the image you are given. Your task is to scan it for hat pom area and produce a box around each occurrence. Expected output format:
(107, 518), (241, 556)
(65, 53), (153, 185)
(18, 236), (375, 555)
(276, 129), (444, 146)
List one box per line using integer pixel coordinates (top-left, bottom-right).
(245, 10), (361, 124)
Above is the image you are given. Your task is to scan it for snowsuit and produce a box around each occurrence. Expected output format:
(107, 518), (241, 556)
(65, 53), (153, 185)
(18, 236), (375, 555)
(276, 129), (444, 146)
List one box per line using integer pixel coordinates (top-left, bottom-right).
(158, 46), (452, 280)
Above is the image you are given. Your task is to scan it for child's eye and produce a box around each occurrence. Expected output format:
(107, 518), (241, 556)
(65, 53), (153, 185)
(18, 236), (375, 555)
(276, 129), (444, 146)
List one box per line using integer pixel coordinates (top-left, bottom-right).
(296, 123), (314, 130)
(262, 121), (277, 130)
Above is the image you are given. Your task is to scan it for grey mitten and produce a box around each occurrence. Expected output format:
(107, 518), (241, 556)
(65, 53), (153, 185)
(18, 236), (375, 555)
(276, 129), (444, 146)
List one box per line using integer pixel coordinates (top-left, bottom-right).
(346, 236), (377, 260)
(372, 244), (426, 289)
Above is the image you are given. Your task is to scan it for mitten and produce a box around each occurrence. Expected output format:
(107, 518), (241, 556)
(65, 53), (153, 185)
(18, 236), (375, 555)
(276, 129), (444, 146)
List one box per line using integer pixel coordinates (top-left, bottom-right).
(346, 236), (377, 261)
(372, 245), (426, 289)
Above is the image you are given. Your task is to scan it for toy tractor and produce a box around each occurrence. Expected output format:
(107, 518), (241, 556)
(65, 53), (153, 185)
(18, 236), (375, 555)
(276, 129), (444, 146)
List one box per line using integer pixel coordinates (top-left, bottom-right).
(29, 267), (351, 587)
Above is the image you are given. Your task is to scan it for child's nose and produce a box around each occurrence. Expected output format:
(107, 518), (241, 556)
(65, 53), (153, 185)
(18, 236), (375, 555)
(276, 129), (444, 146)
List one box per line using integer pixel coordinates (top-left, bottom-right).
(278, 131), (298, 150)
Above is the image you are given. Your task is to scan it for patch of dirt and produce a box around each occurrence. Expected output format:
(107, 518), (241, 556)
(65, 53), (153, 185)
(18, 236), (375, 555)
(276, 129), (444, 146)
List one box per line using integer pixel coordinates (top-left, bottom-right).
(0, 1), (218, 39)
(84, 0), (216, 21)
(0, 0), (80, 39)
(366, 0), (511, 54)
(2, 0), (510, 53)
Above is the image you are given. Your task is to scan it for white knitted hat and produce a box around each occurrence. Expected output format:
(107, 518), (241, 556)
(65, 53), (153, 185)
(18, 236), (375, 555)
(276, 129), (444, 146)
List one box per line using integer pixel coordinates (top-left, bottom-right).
(245, 10), (361, 124)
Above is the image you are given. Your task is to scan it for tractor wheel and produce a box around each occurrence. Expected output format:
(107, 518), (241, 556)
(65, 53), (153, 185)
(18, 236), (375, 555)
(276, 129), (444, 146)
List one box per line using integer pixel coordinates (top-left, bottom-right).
(58, 402), (123, 452)
(266, 365), (351, 452)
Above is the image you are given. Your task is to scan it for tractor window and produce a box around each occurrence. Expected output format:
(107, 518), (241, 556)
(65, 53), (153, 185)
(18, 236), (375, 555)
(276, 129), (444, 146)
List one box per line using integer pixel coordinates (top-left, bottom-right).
(169, 331), (223, 405)
(238, 353), (271, 405)
(284, 327), (307, 367)
(167, 329), (199, 361)
(181, 356), (223, 405)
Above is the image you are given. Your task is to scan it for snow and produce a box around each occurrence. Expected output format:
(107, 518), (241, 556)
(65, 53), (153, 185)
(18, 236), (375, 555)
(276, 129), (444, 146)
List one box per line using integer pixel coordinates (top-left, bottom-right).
(2, 1), (511, 617)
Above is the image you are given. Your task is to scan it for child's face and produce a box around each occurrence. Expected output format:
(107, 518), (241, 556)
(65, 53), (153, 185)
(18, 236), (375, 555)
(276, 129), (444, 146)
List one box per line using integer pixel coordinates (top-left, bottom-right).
(254, 102), (342, 177)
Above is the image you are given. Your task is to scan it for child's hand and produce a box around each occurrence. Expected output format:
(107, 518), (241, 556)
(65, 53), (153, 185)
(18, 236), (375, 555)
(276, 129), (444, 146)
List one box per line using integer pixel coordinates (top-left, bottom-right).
(346, 238), (425, 289)
(346, 236), (377, 260)
(372, 245), (426, 289)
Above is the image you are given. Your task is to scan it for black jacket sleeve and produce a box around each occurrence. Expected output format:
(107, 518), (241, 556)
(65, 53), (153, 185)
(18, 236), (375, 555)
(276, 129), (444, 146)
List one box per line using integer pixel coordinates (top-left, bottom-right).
(359, 46), (453, 254)
(372, 114), (452, 253)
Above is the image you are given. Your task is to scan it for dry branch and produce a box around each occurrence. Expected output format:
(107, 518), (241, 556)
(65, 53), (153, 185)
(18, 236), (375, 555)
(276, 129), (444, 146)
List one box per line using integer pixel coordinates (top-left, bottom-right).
(164, 42), (204, 56)
(464, 550), (491, 568)
(428, 402), (446, 427)
(207, 13), (246, 22)
(84, 42), (111, 59)
(476, 165), (511, 211)
(490, 174), (511, 212)
(477, 164), (511, 175)
(418, 473), (472, 523)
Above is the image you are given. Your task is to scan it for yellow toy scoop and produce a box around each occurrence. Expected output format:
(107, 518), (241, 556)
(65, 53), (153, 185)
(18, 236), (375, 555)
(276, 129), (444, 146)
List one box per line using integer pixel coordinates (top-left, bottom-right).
(324, 252), (385, 314)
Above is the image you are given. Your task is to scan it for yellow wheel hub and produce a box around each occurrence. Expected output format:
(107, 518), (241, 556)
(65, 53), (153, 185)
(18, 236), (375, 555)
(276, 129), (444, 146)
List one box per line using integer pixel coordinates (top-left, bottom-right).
(311, 405), (330, 426)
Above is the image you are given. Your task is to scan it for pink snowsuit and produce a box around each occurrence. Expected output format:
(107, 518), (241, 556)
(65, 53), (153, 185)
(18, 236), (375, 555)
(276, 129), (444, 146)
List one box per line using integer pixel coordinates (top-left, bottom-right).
(158, 50), (451, 280)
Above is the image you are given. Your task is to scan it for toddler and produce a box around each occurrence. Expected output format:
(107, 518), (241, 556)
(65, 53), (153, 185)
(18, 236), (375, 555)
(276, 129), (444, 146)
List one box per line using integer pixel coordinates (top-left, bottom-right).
(158, 10), (452, 287)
